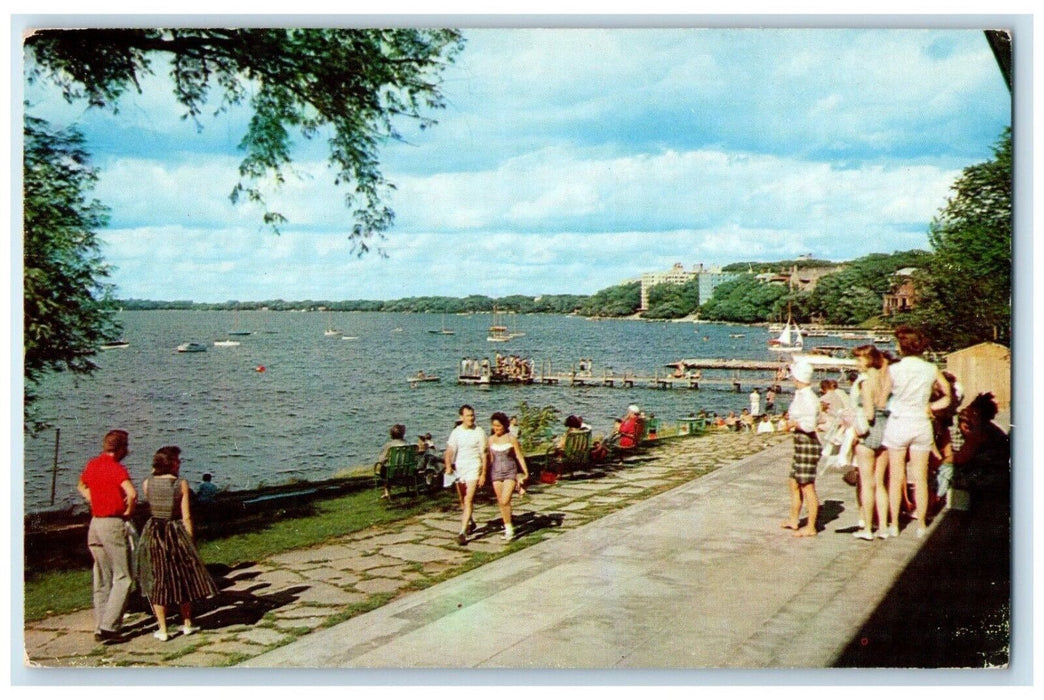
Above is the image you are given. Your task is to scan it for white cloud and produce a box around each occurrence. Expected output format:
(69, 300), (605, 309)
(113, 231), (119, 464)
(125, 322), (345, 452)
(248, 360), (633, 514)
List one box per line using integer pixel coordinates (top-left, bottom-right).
(24, 27), (1008, 302)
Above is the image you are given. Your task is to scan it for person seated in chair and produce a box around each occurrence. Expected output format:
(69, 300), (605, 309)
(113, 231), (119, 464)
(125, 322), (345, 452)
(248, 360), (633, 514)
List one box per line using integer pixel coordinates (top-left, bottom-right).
(618, 405), (641, 449)
(554, 415), (588, 452)
(375, 423), (408, 499)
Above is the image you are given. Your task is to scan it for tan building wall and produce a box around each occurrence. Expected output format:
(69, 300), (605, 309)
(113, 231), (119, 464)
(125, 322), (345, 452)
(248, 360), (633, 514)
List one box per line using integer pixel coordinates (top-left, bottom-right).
(945, 342), (1011, 410)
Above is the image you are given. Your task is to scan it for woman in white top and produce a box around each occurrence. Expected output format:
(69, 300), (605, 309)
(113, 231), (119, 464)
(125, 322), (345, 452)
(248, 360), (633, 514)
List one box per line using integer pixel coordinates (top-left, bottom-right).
(880, 327), (951, 538)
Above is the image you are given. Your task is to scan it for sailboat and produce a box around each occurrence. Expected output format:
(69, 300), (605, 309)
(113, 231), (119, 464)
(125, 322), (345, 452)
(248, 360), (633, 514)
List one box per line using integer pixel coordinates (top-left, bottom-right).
(768, 308), (803, 353)
(428, 314), (456, 335)
(487, 306), (524, 342)
(324, 311), (340, 337)
(228, 307), (252, 336)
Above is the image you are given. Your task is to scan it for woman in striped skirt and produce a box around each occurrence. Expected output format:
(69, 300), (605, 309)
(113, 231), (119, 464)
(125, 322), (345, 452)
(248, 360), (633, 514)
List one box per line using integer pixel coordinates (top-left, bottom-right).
(138, 446), (218, 641)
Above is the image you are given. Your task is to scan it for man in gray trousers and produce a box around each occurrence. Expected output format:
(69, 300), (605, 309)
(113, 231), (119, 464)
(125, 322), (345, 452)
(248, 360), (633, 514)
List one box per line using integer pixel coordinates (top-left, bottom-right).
(77, 429), (137, 643)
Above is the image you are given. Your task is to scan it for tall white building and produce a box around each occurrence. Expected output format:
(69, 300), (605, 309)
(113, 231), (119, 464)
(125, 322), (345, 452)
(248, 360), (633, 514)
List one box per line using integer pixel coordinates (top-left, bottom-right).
(640, 263), (733, 310)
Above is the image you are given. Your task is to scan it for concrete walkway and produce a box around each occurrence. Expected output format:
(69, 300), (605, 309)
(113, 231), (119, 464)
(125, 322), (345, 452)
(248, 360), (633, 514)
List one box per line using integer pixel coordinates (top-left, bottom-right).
(25, 427), (1006, 673)
(24, 431), (787, 668)
(242, 441), (949, 669)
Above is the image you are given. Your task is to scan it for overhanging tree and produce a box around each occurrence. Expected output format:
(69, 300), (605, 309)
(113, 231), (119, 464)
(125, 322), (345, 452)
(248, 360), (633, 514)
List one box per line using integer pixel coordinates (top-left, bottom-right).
(22, 28), (464, 417)
(25, 27), (465, 244)
(23, 116), (119, 427)
(903, 128), (1012, 349)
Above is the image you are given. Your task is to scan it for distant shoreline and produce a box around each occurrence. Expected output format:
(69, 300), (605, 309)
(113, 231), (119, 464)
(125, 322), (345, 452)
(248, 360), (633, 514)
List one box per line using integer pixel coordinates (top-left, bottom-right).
(110, 307), (890, 331)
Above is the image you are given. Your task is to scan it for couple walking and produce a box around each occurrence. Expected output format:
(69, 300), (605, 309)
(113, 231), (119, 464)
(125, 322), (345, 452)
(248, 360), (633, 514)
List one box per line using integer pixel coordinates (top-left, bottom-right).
(443, 405), (529, 545)
(78, 430), (217, 644)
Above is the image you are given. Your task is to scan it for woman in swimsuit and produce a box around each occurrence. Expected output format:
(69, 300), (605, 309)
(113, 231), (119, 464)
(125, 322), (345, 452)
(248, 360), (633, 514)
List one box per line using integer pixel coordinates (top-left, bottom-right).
(488, 411), (529, 541)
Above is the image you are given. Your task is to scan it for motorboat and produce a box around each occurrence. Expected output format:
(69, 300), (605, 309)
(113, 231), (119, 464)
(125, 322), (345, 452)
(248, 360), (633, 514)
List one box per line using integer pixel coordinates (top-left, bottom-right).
(407, 372), (441, 386)
(176, 342), (207, 353)
(213, 339), (241, 347)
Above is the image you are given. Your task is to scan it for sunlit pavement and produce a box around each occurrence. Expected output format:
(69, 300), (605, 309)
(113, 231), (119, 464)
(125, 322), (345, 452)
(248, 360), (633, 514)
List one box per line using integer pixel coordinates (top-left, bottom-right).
(24, 427), (1007, 672)
(241, 438), (992, 670)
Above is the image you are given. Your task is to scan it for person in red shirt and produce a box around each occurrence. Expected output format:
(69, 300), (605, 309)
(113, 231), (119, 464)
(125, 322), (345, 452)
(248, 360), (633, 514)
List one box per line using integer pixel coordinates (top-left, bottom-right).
(77, 429), (137, 643)
(618, 405), (641, 449)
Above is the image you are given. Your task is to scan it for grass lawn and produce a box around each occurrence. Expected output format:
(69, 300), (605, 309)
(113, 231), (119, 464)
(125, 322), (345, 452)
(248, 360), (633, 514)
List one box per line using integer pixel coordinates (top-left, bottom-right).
(24, 486), (454, 622)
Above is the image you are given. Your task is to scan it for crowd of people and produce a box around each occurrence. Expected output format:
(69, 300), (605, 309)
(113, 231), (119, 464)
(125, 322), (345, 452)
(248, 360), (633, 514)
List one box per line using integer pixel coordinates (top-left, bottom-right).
(458, 354), (535, 381)
(779, 325), (1009, 541)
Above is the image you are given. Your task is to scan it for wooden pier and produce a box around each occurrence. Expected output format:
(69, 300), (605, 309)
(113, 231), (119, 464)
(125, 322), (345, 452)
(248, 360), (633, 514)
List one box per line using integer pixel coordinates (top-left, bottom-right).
(538, 371), (789, 394)
(455, 356), (856, 393)
(535, 372), (780, 392)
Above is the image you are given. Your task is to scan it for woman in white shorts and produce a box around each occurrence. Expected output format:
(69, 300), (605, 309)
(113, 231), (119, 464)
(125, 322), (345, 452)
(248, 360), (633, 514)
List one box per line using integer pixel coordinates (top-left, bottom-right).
(880, 327), (951, 539)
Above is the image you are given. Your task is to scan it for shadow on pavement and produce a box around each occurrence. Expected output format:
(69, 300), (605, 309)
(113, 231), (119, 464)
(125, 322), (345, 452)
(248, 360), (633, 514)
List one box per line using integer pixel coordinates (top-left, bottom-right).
(833, 494), (1010, 668)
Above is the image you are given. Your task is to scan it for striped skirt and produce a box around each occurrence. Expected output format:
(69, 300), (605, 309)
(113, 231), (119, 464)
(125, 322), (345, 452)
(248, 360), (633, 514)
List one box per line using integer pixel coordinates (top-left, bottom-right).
(137, 518), (218, 607)
(790, 431), (821, 485)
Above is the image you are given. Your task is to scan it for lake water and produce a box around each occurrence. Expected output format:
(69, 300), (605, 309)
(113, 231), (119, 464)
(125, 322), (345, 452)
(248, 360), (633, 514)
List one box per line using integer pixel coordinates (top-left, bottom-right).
(21, 310), (862, 512)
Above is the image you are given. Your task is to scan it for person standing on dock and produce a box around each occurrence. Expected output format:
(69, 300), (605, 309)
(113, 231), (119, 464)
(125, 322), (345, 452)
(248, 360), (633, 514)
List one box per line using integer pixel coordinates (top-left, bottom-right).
(750, 388), (762, 417)
(445, 405), (488, 546)
(782, 362), (821, 538)
(77, 429), (137, 643)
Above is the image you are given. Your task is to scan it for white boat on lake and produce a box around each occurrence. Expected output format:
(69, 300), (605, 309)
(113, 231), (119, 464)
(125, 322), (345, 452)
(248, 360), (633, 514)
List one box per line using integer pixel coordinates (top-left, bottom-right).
(487, 306), (525, 342)
(176, 342), (207, 353)
(768, 314), (803, 353)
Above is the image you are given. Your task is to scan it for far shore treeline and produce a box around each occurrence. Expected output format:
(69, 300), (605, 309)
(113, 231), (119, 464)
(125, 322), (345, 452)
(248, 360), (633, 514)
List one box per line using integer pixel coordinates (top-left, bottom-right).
(117, 250), (926, 328)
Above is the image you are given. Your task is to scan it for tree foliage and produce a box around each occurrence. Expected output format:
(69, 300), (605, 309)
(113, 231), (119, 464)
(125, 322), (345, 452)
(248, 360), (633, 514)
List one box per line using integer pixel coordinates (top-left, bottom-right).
(805, 250), (931, 326)
(513, 401), (561, 452)
(577, 282), (641, 317)
(24, 27), (465, 248)
(699, 274), (790, 323)
(643, 277), (701, 319)
(902, 129), (1012, 350)
(23, 116), (120, 425)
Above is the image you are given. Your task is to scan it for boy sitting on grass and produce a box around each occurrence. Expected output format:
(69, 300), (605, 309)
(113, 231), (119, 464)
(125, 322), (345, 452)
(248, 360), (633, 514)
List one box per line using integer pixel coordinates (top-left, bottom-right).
(782, 361), (821, 538)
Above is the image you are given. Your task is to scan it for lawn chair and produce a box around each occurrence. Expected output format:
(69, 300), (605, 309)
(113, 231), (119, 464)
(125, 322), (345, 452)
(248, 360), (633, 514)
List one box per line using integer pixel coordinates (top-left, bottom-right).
(545, 428), (592, 478)
(375, 444), (421, 498)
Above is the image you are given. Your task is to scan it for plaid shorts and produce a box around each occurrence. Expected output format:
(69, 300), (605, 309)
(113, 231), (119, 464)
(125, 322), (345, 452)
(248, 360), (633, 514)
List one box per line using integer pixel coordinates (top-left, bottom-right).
(790, 432), (821, 485)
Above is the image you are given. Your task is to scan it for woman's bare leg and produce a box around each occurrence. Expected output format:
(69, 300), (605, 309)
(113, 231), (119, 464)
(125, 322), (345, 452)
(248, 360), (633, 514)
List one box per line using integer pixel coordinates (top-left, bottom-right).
(492, 479), (516, 529)
(887, 448), (907, 532)
(855, 444), (876, 531)
(908, 449), (931, 532)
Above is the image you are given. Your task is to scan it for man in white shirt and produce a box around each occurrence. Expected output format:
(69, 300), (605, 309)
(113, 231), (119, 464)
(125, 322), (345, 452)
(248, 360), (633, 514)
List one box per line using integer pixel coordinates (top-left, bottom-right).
(445, 405), (488, 545)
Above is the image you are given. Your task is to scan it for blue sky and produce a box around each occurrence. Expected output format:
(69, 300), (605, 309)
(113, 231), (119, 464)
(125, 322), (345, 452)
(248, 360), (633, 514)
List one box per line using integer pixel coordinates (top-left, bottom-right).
(21, 25), (1011, 303)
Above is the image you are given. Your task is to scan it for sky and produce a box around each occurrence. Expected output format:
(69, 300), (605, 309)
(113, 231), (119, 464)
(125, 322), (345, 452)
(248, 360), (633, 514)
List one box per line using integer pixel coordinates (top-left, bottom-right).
(19, 24), (1012, 303)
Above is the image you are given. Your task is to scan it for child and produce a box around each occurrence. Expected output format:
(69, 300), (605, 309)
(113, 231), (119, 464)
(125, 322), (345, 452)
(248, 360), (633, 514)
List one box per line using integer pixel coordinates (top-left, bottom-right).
(782, 361), (821, 537)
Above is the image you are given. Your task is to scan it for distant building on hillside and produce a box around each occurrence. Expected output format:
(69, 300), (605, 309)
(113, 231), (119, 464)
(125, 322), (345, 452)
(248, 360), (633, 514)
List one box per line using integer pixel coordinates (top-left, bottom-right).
(882, 267), (918, 316)
(640, 263), (735, 310)
(755, 264), (837, 292)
